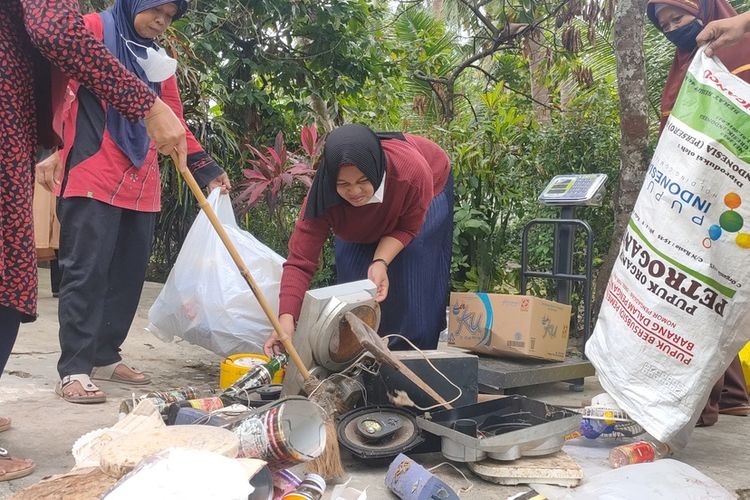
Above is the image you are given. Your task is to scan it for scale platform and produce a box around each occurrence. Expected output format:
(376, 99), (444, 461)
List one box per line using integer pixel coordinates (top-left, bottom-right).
(476, 356), (594, 394)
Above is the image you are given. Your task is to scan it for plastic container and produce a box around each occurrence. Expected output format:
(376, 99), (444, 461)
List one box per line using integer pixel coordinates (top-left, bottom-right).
(740, 341), (750, 388)
(385, 453), (458, 500)
(281, 473), (326, 500)
(220, 353), (285, 389)
(222, 354), (288, 405)
(580, 417), (616, 439)
(608, 440), (671, 468)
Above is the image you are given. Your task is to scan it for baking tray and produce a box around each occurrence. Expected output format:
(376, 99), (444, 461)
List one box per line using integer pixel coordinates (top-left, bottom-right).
(416, 395), (580, 462)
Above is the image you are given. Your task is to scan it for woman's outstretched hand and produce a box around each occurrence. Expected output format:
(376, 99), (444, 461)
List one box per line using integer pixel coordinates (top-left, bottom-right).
(697, 12), (750, 57)
(263, 313), (295, 358)
(368, 259), (390, 302)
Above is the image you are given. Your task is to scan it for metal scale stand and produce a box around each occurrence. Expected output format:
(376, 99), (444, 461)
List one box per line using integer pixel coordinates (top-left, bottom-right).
(477, 174), (607, 394)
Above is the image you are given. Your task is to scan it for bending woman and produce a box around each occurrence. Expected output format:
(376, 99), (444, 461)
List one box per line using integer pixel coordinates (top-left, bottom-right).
(264, 124), (453, 355)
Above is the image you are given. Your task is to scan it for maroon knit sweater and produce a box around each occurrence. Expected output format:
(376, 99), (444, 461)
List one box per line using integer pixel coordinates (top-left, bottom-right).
(279, 134), (450, 320)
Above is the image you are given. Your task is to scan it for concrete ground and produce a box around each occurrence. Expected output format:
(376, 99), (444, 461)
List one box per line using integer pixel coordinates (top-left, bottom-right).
(0, 271), (749, 498)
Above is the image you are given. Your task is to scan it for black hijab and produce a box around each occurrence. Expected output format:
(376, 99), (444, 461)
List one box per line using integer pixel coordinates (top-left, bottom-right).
(304, 124), (405, 219)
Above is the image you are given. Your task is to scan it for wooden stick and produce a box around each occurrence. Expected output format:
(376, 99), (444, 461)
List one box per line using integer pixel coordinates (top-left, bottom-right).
(171, 155), (311, 381)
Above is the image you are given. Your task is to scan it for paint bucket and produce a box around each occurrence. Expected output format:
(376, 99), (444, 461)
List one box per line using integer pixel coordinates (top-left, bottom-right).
(230, 398), (326, 469)
(385, 453), (459, 500)
(220, 354), (285, 390)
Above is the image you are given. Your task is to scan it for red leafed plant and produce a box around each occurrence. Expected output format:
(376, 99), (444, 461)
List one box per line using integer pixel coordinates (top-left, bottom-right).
(234, 124), (323, 217)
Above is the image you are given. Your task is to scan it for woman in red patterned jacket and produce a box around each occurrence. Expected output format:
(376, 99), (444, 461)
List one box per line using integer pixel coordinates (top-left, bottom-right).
(38, 0), (230, 405)
(0, 0), (188, 482)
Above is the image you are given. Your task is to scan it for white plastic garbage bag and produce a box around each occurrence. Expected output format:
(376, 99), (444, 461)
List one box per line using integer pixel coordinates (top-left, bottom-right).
(148, 189), (285, 357)
(587, 48), (750, 444)
(535, 459), (734, 500)
(104, 448), (256, 500)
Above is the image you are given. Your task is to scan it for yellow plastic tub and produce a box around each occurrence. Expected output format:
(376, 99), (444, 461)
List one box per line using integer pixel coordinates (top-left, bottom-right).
(740, 341), (750, 391)
(219, 353), (285, 390)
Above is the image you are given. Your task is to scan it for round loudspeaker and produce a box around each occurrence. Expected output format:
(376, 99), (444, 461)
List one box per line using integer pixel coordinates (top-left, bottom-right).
(337, 405), (423, 461)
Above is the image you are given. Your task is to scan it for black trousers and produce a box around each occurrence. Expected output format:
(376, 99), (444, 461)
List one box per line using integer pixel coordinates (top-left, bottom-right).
(56, 198), (156, 378)
(0, 306), (21, 378)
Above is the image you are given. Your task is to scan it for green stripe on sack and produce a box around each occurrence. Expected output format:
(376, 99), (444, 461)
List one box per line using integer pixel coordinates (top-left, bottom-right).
(628, 220), (735, 298)
(671, 72), (750, 163)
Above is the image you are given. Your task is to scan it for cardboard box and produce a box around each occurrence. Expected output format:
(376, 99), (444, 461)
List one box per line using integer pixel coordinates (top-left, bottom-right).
(447, 293), (571, 361)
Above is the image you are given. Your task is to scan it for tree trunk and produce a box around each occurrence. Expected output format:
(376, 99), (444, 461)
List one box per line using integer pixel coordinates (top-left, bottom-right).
(593, 0), (650, 317)
(432, 0), (444, 17)
(309, 94), (335, 133)
(525, 31), (551, 125)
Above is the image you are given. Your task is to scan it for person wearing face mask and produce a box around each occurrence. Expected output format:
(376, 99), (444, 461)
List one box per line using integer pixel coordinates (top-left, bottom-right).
(647, 0), (750, 426)
(263, 124), (453, 357)
(40, 0), (232, 404)
(647, 0), (750, 130)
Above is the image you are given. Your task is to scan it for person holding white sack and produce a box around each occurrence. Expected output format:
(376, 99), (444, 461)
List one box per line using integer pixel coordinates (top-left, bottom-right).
(586, 0), (750, 446)
(646, 0), (750, 427)
(697, 10), (750, 56)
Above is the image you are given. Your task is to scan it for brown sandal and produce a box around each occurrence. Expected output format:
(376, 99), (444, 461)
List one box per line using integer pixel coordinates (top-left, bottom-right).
(0, 449), (34, 481)
(91, 362), (151, 386)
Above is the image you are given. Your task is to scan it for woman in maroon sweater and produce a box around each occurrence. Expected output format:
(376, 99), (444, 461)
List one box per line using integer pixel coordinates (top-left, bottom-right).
(264, 124), (453, 355)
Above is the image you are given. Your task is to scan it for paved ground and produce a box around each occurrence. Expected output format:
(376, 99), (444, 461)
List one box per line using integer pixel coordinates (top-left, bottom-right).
(0, 271), (749, 498)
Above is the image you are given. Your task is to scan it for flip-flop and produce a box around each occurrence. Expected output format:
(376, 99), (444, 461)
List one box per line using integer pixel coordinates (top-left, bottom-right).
(719, 405), (750, 416)
(55, 374), (106, 404)
(91, 362), (152, 385)
(0, 417), (10, 433)
(0, 449), (34, 482)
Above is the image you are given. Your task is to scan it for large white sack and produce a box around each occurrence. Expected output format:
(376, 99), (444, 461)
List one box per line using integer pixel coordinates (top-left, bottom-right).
(588, 48), (750, 444)
(147, 189), (285, 357)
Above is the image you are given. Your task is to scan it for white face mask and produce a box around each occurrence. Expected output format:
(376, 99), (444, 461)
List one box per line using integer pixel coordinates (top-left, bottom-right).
(365, 171), (386, 205)
(123, 37), (177, 82)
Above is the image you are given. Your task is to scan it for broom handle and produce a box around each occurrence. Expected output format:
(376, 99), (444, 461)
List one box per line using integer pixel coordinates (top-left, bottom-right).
(172, 155), (311, 381)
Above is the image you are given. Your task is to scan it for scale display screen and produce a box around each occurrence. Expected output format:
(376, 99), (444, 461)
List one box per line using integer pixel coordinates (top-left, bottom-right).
(538, 174), (607, 206)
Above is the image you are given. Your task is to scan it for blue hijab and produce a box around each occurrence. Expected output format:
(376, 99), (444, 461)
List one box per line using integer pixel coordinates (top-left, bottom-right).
(101, 0), (188, 168)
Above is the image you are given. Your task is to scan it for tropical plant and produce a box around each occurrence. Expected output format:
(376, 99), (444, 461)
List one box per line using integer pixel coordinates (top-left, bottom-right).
(235, 125), (321, 216)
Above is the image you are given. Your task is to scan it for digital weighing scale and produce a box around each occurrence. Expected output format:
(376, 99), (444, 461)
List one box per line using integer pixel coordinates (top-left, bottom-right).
(478, 174), (607, 394)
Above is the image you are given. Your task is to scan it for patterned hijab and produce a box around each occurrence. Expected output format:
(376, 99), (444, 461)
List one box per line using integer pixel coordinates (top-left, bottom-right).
(304, 124), (404, 220)
(101, 0), (188, 167)
(647, 0), (750, 128)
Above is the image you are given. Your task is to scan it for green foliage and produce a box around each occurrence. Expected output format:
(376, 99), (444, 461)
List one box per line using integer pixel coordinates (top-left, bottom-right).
(149, 0), (391, 280)
(444, 81), (620, 306)
(444, 82), (538, 293)
(78, 0), (633, 306)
